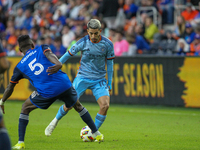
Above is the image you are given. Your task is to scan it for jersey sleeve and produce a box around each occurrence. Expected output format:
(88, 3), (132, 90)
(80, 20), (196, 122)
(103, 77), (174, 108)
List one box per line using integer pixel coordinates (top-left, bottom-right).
(68, 38), (84, 56)
(10, 67), (24, 84)
(0, 42), (6, 57)
(107, 43), (115, 60)
(41, 45), (51, 54)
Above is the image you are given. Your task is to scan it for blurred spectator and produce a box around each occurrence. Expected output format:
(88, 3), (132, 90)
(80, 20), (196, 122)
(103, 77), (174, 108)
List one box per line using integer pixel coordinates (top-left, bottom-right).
(7, 27), (17, 46)
(173, 15), (186, 37)
(38, 37), (45, 45)
(140, 0), (159, 19)
(54, 20), (64, 33)
(144, 17), (159, 42)
(22, 9), (33, 31)
(21, 28), (29, 35)
(61, 25), (75, 48)
(53, 0), (69, 18)
(123, 0), (138, 19)
(29, 27), (39, 41)
(98, 0), (120, 29)
(175, 38), (190, 55)
(101, 21), (109, 38)
(52, 36), (66, 56)
(108, 28), (116, 42)
(190, 2), (200, 27)
(158, 30), (177, 55)
(124, 34), (137, 56)
(66, 0), (83, 20)
(188, 34), (200, 56)
(181, 2), (198, 22)
(126, 25), (150, 52)
(53, 9), (66, 25)
(114, 30), (129, 56)
(115, 0), (126, 28)
(45, 36), (56, 52)
(157, 0), (174, 24)
(14, 8), (26, 29)
(6, 44), (16, 56)
(181, 22), (195, 44)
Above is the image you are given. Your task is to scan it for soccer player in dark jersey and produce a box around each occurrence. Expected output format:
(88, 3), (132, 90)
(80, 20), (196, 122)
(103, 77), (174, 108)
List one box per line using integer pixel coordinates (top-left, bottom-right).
(45, 19), (115, 140)
(0, 107), (11, 150)
(0, 35), (103, 149)
(0, 42), (11, 150)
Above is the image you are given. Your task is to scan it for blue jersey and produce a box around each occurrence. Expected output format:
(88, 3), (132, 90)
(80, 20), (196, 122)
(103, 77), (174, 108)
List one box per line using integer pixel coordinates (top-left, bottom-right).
(10, 45), (72, 98)
(68, 35), (115, 79)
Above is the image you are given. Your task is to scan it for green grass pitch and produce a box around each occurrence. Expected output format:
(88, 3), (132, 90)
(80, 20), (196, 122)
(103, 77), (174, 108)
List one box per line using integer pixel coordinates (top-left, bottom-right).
(3, 100), (200, 150)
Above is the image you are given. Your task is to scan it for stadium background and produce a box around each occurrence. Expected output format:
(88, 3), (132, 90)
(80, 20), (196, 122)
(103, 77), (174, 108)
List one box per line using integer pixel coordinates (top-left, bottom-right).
(0, 0), (200, 108)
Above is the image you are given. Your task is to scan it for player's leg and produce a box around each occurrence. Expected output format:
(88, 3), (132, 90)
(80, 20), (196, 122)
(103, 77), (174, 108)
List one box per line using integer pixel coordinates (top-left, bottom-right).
(96, 96), (110, 129)
(12, 97), (37, 149)
(45, 77), (88, 136)
(73, 100), (103, 142)
(45, 104), (72, 136)
(0, 56), (9, 74)
(91, 79), (110, 129)
(0, 110), (11, 150)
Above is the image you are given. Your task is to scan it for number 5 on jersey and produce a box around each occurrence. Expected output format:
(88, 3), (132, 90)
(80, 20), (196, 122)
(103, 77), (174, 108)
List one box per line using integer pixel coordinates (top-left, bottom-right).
(28, 58), (44, 75)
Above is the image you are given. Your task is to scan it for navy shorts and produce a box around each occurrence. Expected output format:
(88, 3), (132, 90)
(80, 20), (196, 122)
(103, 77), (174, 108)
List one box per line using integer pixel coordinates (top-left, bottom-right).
(30, 86), (78, 109)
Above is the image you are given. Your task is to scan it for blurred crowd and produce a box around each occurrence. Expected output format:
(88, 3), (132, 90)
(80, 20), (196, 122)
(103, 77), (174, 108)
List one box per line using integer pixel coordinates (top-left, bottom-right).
(0, 0), (200, 57)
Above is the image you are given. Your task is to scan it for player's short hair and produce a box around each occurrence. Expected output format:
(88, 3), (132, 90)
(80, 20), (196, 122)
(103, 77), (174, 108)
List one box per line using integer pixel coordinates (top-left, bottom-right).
(87, 19), (101, 30)
(18, 35), (33, 50)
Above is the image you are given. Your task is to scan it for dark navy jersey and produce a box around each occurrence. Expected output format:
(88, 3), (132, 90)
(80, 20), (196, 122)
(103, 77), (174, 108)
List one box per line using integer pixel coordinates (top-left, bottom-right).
(0, 42), (6, 58)
(10, 45), (72, 98)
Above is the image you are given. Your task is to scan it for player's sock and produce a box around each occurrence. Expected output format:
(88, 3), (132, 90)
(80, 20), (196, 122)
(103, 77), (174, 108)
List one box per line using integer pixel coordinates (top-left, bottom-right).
(56, 105), (68, 120)
(79, 107), (97, 133)
(18, 113), (29, 142)
(95, 113), (106, 129)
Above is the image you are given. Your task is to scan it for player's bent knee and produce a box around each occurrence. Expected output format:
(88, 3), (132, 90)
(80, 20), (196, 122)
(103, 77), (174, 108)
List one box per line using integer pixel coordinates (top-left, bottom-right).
(99, 103), (109, 111)
(73, 101), (83, 112)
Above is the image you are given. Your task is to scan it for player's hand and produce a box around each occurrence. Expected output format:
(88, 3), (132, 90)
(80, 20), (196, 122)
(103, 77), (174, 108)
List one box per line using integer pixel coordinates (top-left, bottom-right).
(46, 64), (62, 75)
(0, 105), (5, 114)
(108, 84), (112, 95)
(108, 87), (111, 95)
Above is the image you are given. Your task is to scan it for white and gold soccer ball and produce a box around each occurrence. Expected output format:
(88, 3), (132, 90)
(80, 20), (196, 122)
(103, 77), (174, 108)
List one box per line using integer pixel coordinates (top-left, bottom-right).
(80, 126), (94, 142)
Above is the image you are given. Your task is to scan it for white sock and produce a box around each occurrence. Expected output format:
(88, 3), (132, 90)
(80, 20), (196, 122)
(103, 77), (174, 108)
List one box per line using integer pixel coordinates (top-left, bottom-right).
(18, 141), (24, 144)
(93, 131), (101, 137)
(51, 117), (58, 125)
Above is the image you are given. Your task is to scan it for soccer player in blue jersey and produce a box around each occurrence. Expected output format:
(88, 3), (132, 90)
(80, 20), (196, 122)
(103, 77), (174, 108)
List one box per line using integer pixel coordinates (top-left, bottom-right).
(45, 19), (115, 138)
(0, 35), (103, 149)
(0, 107), (11, 150)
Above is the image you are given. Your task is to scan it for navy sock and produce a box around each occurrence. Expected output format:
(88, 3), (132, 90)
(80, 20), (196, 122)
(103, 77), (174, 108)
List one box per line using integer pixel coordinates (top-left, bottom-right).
(0, 129), (11, 150)
(79, 107), (97, 133)
(18, 113), (29, 142)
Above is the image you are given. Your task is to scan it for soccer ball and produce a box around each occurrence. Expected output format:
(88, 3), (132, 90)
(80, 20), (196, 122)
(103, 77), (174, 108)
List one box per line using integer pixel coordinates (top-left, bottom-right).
(80, 126), (94, 142)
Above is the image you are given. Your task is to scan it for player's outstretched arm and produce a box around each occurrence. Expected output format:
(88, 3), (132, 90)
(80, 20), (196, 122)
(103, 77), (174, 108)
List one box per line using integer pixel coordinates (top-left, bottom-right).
(59, 51), (72, 64)
(0, 83), (16, 114)
(45, 50), (62, 75)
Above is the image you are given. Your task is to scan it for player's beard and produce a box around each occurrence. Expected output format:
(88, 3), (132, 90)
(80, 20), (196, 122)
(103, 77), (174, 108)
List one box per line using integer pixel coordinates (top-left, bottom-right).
(91, 38), (97, 42)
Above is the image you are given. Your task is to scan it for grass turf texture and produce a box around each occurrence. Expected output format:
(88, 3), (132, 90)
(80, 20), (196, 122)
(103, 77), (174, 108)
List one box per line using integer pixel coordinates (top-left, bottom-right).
(3, 100), (200, 150)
